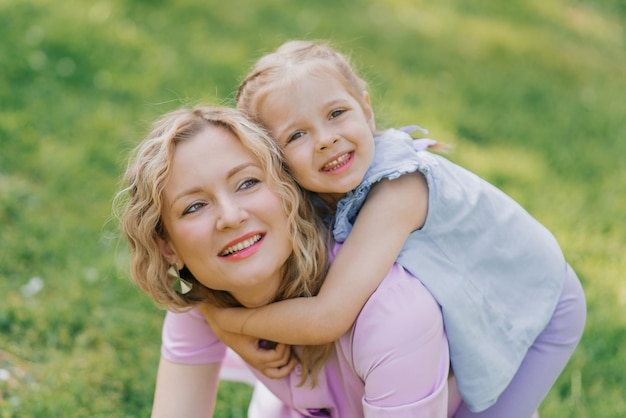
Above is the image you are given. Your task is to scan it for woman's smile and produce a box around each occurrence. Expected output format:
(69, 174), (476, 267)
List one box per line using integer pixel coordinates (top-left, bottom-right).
(219, 232), (264, 258)
(158, 124), (293, 308)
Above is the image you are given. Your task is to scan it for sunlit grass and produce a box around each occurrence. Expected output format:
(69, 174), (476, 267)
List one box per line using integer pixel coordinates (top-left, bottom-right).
(1, 0), (624, 416)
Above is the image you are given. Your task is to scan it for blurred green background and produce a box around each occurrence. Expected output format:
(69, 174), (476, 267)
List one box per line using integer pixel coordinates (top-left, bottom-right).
(1, 0), (624, 416)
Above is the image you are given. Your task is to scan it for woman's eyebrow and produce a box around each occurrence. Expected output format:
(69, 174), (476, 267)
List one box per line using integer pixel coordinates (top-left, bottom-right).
(169, 162), (260, 209)
(227, 162), (257, 179)
(170, 186), (202, 209)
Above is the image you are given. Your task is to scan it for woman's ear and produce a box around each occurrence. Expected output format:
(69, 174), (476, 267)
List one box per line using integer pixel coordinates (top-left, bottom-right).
(157, 236), (182, 268)
(362, 91), (376, 132)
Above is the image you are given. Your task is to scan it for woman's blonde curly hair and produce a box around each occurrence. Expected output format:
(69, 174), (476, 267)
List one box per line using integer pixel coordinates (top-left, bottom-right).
(114, 106), (332, 384)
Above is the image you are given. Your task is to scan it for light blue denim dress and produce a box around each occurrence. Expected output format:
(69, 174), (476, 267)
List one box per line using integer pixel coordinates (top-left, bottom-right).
(333, 128), (566, 412)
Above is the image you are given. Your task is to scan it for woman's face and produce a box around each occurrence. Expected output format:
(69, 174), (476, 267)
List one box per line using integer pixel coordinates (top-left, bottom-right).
(159, 125), (293, 308)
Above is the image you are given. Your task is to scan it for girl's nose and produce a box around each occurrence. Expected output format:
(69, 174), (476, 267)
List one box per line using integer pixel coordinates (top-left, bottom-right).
(316, 131), (339, 151)
(215, 198), (248, 230)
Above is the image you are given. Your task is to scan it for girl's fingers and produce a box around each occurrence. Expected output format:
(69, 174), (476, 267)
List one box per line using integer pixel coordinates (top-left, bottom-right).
(261, 356), (298, 379)
(255, 343), (291, 369)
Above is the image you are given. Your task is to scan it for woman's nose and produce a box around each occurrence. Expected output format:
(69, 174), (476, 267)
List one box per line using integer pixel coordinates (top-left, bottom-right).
(215, 198), (248, 230)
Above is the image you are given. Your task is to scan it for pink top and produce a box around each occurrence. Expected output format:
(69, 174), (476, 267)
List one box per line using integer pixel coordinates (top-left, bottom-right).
(161, 245), (451, 417)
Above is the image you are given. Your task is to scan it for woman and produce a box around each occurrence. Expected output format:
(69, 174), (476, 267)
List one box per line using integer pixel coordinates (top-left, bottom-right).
(116, 106), (456, 417)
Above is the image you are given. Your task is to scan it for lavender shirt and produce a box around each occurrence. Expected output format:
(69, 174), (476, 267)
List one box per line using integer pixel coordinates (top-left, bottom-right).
(161, 244), (451, 417)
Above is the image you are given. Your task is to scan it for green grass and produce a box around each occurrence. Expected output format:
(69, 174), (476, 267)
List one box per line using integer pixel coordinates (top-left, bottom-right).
(1, 0), (624, 416)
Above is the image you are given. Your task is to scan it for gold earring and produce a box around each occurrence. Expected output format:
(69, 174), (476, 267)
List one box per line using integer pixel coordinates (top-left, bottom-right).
(168, 263), (193, 294)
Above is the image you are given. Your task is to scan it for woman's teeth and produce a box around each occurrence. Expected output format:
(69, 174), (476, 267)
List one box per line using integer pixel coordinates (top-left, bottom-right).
(220, 234), (262, 256)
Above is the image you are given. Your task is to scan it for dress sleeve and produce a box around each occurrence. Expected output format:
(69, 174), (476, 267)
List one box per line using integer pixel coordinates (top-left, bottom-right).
(333, 129), (435, 242)
(347, 263), (450, 417)
(161, 308), (227, 364)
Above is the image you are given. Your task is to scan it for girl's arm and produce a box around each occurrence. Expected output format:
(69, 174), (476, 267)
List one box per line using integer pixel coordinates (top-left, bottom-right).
(151, 357), (221, 418)
(210, 172), (428, 345)
(197, 303), (297, 379)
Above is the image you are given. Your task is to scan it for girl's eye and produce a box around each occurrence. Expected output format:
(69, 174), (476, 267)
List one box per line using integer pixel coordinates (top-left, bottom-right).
(239, 178), (260, 190)
(287, 131), (305, 143)
(183, 202), (205, 215)
(329, 109), (345, 119)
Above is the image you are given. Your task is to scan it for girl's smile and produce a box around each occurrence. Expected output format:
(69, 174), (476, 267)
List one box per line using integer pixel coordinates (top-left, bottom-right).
(258, 69), (376, 207)
(321, 151), (354, 173)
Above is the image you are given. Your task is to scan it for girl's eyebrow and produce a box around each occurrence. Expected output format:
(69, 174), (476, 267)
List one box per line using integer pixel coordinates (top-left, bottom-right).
(272, 119), (298, 137)
(324, 98), (345, 107)
(274, 98), (347, 135)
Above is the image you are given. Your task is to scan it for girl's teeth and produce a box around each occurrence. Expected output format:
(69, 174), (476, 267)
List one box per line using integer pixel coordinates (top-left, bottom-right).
(221, 234), (261, 256)
(324, 153), (350, 170)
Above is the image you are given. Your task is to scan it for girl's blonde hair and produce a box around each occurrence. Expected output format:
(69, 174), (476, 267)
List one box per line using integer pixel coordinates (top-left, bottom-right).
(237, 40), (370, 123)
(115, 106), (332, 384)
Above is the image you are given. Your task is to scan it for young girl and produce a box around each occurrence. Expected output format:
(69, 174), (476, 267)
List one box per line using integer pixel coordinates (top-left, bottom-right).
(209, 40), (586, 417)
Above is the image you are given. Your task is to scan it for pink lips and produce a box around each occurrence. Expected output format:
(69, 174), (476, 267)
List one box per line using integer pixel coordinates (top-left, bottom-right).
(219, 233), (265, 260)
(321, 151), (354, 174)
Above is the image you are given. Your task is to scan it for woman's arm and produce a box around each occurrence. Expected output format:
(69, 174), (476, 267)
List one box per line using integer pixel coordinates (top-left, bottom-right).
(210, 172), (429, 345)
(151, 357), (221, 418)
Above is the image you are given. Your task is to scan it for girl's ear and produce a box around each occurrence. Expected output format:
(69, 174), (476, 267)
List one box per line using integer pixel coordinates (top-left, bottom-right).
(362, 91), (376, 132)
(157, 236), (183, 268)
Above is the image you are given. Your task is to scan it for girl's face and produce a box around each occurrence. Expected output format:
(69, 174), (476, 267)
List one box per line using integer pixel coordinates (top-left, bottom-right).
(158, 125), (293, 308)
(258, 70), (375, 207)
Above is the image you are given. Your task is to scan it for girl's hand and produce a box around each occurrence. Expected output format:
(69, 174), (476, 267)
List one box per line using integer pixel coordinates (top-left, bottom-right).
(197, 304), (297, 379)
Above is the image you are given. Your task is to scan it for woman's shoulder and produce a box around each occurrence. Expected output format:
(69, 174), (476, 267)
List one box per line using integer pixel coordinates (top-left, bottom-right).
(357, 264), (442, 332)
(337, 262), (445, 380)
(161, 308), (227, 364)
(343, 263), (442, 349)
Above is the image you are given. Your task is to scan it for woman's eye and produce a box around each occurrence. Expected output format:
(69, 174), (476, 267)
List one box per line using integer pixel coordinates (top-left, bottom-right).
(183, 202), (204, 215)
(329, 109), (345, 119)
(287, 131), (304, 143)
(239, 178), (260, 190)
